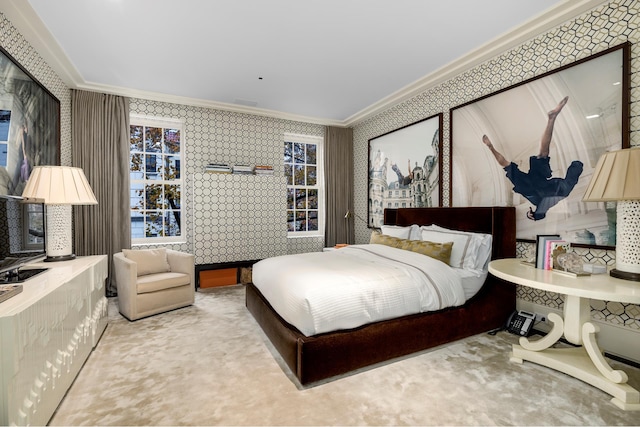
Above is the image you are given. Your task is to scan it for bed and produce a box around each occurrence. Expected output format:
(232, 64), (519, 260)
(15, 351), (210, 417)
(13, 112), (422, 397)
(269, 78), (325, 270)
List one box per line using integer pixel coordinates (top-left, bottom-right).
(245, 206), (516, 385)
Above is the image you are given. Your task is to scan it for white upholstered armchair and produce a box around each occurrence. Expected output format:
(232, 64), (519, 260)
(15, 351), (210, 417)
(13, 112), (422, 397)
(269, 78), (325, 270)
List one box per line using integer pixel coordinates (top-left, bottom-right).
(113, 248), (195, 321)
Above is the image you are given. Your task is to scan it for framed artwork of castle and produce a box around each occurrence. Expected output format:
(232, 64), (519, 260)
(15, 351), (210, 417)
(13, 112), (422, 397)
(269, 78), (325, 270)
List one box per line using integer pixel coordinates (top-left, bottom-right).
(367, 113), (442, 228)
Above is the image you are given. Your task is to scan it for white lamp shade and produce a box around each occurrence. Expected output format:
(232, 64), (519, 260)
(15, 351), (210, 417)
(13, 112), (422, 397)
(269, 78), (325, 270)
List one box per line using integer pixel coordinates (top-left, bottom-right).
(22, 166), (98, 205)
(583, 147), (640, 202)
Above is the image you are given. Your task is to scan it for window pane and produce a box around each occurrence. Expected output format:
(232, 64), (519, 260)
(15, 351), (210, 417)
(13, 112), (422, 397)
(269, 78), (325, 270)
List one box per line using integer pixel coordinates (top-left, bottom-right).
(164, 184), (180, 210)
(145, 184), (163, 210)
(295, 189), (306, 209)
(145, 127), (162, 152)
(26, 205), (44, 245)
(294, 143), (305, 163)
(287, 211), (295, 232)
(145, 212), (163, 237)
(284, 142), (293, 163)
(284, 164), (292, 185)
(308, 189), (318, 209)
(287, 189), (294, 209)
(130, 153), (143, 180)
(165, 211), (181, 236)
(294, 165), (304, 186)
(308, 210), (318, 231)
(0, 143), (7, 167)
(130, 125), (143, 151)
(131, 211), (144, 238)
(295, 211), (306, 231)
(145, 154), (162, 179)
(164, 155), (181, 179)
(164, 128), (180, 154)
(306, 144), (316, 165)
(130, 182), (144, 210)
(306, 165), (316, 186)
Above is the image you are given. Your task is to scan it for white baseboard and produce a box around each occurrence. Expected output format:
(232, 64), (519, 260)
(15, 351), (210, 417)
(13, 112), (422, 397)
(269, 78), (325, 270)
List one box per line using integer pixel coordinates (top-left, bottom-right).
(517, 300), (640, 365)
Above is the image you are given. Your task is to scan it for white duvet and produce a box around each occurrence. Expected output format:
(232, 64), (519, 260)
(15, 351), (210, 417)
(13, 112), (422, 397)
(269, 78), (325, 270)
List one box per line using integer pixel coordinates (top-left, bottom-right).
(251, 244), (466, 336)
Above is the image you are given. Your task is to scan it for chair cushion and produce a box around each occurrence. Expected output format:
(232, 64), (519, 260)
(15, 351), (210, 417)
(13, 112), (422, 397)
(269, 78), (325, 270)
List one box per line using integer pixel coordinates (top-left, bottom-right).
(136, 271), (191, 294)
(123, 248), (171, 276)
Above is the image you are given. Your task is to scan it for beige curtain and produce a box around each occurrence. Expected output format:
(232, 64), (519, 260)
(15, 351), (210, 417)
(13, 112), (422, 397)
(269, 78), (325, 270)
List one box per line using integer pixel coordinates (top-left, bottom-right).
(71, 90), (131, 296)
(324, 126), (354, 246)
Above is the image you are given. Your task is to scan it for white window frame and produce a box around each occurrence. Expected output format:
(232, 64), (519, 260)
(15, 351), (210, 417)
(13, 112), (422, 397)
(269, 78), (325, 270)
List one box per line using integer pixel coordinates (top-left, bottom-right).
(284, 132), (324, 238)
(129, 114), (185, 245)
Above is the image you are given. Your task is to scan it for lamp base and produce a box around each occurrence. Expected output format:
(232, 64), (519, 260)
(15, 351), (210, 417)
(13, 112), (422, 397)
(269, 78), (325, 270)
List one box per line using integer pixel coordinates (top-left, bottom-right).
(44, 254), (76, 263)
(610, 268), (640, 282)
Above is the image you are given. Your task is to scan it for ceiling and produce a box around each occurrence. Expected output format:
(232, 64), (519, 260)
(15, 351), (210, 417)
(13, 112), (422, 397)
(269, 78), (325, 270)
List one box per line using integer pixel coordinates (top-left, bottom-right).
(3, 0), (608, 126)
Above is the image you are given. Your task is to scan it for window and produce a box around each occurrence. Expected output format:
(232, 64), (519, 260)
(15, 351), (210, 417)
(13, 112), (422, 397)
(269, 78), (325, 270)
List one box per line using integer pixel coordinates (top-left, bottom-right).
(284, 133), (324, 236)
(129, 115), (184, 243)
(0, 109), (11, 167)
(22, 203), (45, 250)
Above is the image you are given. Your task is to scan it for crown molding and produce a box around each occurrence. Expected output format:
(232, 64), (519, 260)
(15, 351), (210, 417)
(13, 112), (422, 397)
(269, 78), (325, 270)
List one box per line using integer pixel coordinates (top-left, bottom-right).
(74, 81), (344, 127)
(2, 0), (610, 128)
(343, 0), (611, 127)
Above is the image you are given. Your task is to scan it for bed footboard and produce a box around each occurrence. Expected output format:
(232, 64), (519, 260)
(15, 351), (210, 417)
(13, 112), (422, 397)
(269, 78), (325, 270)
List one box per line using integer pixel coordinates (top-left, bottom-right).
(246, 275), (514, 385)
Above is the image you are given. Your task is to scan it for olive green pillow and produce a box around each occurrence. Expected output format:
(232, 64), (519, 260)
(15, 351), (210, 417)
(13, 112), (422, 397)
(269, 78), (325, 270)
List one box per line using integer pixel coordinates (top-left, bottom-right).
(370, 231), (453, 264)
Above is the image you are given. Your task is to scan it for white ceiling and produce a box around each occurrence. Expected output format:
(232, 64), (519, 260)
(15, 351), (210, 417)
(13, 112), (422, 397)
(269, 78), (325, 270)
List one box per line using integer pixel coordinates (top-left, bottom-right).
(3, 0), (608, 126)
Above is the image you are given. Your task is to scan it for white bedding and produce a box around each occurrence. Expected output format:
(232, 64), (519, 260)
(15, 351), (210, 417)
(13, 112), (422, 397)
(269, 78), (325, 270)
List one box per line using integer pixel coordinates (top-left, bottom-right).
(251, 244), (467, 336)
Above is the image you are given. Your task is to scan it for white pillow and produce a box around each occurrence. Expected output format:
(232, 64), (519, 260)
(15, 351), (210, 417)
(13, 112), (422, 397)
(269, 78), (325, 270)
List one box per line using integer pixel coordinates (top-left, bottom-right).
(380, 224), (421, 240)
(421, 225), (493, 271)
(420, 225), (493, 271)
(122, 248), (171, 276)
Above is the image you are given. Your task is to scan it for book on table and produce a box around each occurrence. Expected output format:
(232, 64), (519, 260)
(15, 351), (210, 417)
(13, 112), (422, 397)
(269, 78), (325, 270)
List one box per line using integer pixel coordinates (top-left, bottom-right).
(543, 239), (569, 270)
(535, 234), (560, 269)
(547, 240), (570, 270)
(0, 284), (23, 303)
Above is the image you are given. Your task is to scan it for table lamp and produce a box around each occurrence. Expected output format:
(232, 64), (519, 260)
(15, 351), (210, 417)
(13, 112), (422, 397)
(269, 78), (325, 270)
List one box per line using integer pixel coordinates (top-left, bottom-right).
(21, 166), (98, 262)
(582, 147), (640, 281)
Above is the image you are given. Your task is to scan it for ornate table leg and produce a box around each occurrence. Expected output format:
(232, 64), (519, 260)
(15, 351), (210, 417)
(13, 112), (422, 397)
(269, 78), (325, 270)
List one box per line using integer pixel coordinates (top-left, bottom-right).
(509, 300), (640, 410)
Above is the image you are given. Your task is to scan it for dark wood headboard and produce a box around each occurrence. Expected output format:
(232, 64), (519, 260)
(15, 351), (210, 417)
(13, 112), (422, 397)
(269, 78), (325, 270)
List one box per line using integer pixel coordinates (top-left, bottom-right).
(383, 207), (516, 261)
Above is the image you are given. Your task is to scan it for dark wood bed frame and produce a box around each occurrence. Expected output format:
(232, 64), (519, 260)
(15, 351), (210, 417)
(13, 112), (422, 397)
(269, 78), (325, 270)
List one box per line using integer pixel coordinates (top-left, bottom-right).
(246, 207), (516, 385)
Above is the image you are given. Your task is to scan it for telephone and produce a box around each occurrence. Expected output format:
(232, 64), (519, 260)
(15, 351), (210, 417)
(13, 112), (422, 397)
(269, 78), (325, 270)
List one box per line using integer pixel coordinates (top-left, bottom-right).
(506, 310), (535, 336)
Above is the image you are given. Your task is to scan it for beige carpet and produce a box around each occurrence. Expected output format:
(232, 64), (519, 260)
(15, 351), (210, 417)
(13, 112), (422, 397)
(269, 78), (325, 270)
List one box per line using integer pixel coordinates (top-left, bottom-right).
(49, 285), (640, 426)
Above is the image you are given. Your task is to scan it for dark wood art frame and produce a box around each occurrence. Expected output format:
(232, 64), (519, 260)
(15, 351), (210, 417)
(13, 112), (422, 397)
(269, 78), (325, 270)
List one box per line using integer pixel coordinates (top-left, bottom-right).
(367, 114), (443, 228)
(246, 206), (516, 385)
(0, 45), (60, 197)
(449, 43), (630, 249)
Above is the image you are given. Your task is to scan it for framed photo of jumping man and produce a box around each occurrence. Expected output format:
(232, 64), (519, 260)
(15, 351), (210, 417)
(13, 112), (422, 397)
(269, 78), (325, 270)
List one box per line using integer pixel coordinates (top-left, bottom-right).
(450, 42), (630, 248)
(368, 113), (443, 228)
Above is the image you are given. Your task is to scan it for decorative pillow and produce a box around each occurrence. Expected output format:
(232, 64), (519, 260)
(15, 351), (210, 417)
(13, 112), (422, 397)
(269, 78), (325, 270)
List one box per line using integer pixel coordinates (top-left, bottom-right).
(370, 231), (453, 264)
(380, 224), (421, 240)
(122, 248), (171, 276)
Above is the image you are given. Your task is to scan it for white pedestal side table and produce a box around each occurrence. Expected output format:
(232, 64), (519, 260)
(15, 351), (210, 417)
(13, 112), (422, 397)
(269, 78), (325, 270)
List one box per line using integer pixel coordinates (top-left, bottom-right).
(489, 258), (640, 411)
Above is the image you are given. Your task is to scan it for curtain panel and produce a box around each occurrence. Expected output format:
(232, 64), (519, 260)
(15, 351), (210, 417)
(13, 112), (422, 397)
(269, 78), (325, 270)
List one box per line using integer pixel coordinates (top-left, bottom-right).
(324, 126), (354, 246)
(71, 90), (131, 296)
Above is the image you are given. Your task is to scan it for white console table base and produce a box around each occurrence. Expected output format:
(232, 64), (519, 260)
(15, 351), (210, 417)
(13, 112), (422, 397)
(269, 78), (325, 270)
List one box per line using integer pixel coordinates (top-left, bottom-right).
(510, 313), (639, 410)
(489, 259), (640, 411)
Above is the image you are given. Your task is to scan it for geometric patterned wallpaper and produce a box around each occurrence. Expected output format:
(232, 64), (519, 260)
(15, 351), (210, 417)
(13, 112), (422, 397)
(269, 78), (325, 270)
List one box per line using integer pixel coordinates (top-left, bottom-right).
(191, 172), (287, 265)
(129, 98), (326, 258)
(352, 0), (640, 332)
